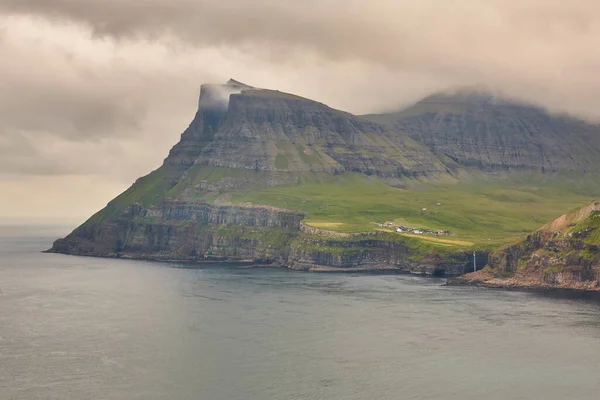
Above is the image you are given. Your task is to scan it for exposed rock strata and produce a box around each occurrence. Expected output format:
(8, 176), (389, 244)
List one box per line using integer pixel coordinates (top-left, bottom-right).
(451, 201), (600, 290)
(49, 201), (482, 276)
(364, 91), (600, 173)
(48, 79), (462, 274)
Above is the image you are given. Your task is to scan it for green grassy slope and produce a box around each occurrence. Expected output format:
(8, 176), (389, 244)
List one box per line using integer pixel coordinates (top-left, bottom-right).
(566, 210), (600, 243)
(83, 160), (599, 254)
(230, 171), (600, 249)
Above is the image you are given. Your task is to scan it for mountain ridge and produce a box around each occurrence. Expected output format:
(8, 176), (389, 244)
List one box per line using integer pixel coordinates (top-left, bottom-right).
(47, 80), (600, 280)
(364, 91), (600, 173)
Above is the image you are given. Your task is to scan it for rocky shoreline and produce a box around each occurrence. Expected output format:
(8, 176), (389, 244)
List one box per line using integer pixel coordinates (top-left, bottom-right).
(447, 270), (600, 292)
(47, 234), (600, 293)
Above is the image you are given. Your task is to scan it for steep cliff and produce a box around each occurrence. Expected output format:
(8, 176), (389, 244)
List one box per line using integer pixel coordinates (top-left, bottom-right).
(364, 91), (600, 173)
(50, 202), (303, 264)
(49, 199), (482, 275)
(452, 200), (600, 290)
(168, 82), (451, 184)
(48, 79), (469, 273)
(288, 229), (485, 274)
(48, 81), (600, 276)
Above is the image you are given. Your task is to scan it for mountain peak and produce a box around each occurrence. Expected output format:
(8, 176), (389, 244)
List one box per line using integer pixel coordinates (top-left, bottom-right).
(416, 89), (516, 107)
(362, 87), (600, 173)
(226, 78), (253, 89)
(198, 79), (254, 110)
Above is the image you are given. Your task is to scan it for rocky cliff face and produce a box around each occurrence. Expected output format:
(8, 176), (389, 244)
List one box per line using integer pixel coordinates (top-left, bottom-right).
(288, 231), (484, 274)
(50, 201), (302, 263)
(48, 79), (463, 273)
(49, 200), (481, 275)
(169, 83), (450, 185)
(452, 201), (600, 290)
(364, 91), (600, 173)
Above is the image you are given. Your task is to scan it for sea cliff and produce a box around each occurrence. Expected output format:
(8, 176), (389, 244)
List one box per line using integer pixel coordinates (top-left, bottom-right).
(450, 201), (600, 291)
(48, 80), (600, 285)
(49, 201), (483, 276)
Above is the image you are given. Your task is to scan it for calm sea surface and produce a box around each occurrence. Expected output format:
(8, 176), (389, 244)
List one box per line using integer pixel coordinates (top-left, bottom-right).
(1, 236), (599, 400)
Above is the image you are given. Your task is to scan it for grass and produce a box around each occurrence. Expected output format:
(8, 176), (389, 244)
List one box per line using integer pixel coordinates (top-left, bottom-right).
(308, 222), (346, 229)
(166, 165), (272, 199)
(568, 211), (600, 244)
(231, 172), (599, 249)
(85, 160), (600, 254)
(112, 166), (174, 207)
(395, 233), (474, 247)
(375, 228), (474, 247)
(275, 154), (289, 169)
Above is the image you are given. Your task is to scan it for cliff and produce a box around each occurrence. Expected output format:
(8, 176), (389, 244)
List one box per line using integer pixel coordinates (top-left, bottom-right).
(452, 200), (600, 290)
(47, 80), (600, 276)
(50, 202), (303, 264)
(49, 199), (483, 275)
(167, 82), (451, 185)
(47, 79), (474, 274)
(364, 91), (600, 173)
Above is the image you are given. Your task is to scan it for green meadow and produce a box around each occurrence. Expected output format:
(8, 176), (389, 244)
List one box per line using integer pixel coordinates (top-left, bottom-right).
(89, 160), (600, 252)
(232, 172), (600, 249)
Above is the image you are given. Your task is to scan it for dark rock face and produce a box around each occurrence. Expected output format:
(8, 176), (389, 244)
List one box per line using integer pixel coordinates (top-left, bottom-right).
(50, 202), (302, 263)
(364, 92), (600, 173)
(145, 202), (304, 229)
(489, 230), (600, 282)
(49, 201), (480, 276)
(166, 82), (450, 186)
(288, 232), (483, 275)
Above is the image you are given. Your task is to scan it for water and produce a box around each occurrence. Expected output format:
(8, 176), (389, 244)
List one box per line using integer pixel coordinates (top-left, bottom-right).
(1, 236), (599, 400)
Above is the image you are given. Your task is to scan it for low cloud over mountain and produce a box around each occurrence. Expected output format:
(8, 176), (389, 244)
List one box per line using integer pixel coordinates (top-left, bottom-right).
(2, 0), (600, 222)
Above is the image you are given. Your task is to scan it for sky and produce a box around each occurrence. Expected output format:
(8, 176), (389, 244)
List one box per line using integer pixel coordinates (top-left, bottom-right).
(1, 0), (600, 227)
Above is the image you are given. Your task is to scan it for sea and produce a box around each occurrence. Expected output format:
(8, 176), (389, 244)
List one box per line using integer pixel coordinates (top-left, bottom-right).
(1, 235), (599, 400)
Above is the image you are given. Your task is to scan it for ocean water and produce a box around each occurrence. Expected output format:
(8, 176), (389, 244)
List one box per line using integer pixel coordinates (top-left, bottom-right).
(1, 236), (599, 400)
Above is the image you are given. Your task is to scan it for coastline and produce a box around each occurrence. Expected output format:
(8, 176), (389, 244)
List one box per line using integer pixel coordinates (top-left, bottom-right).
(447, 270), (600, 293)
(45, 249), (600, 293)
(44, 249), (454, 276)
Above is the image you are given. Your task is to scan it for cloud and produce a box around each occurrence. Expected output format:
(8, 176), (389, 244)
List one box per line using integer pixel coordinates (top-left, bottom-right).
(2, 0), (600, 119)
(1, 0), (600, 222)
(0, 11), (449, 177)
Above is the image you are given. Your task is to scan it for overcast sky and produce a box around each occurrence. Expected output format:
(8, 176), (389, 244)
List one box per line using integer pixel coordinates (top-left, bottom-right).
(2, 0), (600, 227)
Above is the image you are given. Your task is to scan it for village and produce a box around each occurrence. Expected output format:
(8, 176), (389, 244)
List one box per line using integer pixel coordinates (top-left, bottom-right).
(377, 221), (453, 236)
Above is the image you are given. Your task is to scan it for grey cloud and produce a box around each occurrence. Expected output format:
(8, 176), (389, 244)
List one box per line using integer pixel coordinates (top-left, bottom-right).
(2, 0), (600, 121)
(0, 85), (144, 141)
(0, 12), (449, 179)
(2, 1), (600, 222)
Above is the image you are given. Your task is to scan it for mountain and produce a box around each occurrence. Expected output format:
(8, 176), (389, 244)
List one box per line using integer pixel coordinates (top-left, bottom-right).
(363, 91), (600, 173)
(168, 79), (451, 186)
(47, 81), (600, 276)
(452, 200), (600, 291)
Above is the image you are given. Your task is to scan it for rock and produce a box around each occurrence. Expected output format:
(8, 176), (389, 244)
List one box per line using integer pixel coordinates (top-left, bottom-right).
(47, 81), (600, 277)
(452, 200), (600, 290)
(364, 90), (600, 173)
